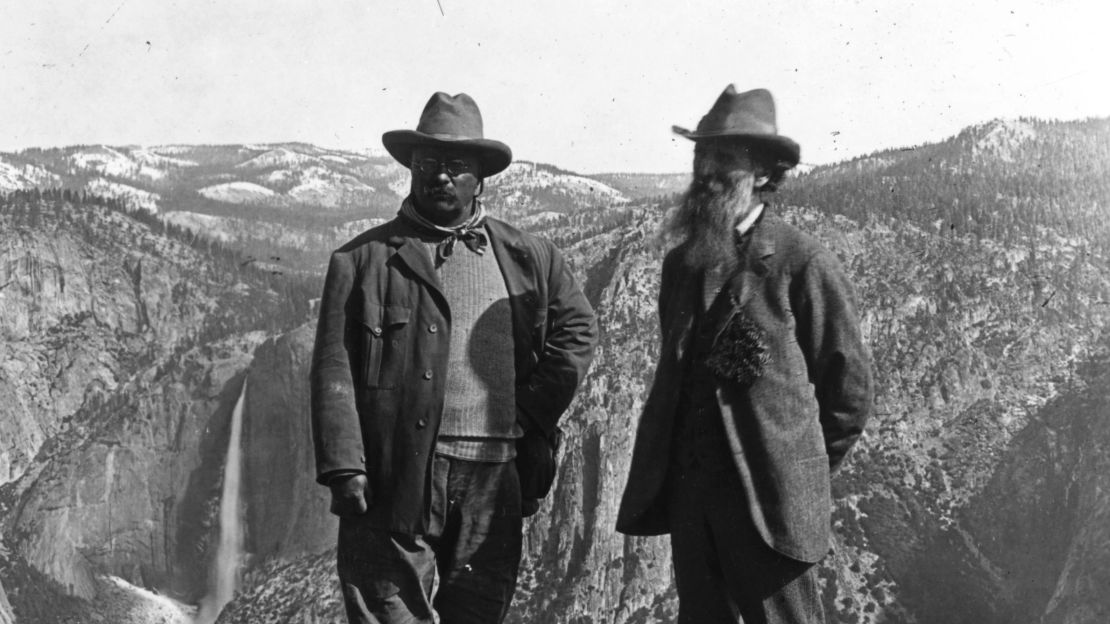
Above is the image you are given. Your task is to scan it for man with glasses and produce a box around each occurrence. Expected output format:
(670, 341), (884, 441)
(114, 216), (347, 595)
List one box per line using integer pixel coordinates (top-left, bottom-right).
(311, 92), (597, 624)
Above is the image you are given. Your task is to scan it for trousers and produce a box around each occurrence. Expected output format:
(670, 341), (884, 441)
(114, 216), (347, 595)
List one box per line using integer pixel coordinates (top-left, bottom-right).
(667, 462), (826, 624)
(337, 455), (523, 624)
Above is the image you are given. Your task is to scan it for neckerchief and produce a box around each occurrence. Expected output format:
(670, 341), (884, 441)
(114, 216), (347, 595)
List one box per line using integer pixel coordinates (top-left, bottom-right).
(399, 196), (489, 264)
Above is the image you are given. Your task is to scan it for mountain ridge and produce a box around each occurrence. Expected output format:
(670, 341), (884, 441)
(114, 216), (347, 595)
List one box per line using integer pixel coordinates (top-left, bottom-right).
(1, 116), (1108, 623)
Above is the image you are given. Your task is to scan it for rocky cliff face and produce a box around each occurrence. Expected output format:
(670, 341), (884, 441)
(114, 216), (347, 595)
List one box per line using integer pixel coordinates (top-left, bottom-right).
(2, 120), (1109, 623)
(0, 321), (334, 623)
(239, 325), (336, 562)
(943, 352), (1110, 624)
(0, 196), (298, 491)
(5, 333), (261, 598)
(0, 580), (13, 624)
(0, 195), (316, 622)
(215, 198), (1110, 624)
(515, 203), (1110, 624)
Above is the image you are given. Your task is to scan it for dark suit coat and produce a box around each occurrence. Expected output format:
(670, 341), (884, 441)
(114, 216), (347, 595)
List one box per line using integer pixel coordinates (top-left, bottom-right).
(310, 215), (597, 535)
(616, 211), (872, 563)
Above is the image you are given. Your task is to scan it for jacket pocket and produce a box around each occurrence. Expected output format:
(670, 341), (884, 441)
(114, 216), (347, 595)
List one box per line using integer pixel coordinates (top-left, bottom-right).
(361, 302), (411, 390)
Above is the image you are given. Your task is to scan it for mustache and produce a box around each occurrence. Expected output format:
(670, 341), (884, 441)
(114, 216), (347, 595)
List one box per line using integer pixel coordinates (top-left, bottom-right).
(688, 169), (748, 196)
(423, 186), (456, 198)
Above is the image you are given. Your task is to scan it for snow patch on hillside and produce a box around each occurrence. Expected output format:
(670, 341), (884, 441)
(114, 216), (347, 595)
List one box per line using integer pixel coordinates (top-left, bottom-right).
(70, 146), (131, 173)
(0, 159), (61, 191)
(287, 166), (376, 207)
(69, 146), (167, 181)
(84, 178), (161, 213)
(499, 162), (628, 206)
(265, 169), (295, 184)
(237, 148), (321, 169)
(131, 148), (198, 168)
(198, 181), (276, 204)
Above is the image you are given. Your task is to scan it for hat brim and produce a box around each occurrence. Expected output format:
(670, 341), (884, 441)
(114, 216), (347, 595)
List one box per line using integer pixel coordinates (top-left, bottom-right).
(673, 125), (800, 168)
(382, 130), (513, 177)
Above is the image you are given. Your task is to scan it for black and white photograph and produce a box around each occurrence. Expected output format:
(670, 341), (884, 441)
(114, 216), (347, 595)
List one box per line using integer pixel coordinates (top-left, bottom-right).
(1, 1), (1108, 623)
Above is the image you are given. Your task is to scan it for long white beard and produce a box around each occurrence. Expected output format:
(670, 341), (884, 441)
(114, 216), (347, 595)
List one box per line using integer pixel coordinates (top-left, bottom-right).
(666, 169), (755, 273)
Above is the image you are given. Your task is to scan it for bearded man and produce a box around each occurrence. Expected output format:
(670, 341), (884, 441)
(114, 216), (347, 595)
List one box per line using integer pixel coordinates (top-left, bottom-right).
(616, 86), (873, 623)
(311, 92), (597, 624)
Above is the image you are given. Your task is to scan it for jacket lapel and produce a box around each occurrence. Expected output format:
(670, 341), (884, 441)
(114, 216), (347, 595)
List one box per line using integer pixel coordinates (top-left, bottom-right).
(387, 231), (445, 301)
(664, 252), (699, 364)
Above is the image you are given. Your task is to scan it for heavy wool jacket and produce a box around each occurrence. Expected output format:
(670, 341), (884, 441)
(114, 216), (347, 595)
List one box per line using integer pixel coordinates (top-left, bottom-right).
(311, 215), (597, 534)
(616, 211), (873, 563)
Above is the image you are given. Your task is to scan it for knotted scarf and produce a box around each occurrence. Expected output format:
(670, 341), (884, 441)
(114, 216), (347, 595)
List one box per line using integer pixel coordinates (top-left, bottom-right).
(399, 197), (489, 264)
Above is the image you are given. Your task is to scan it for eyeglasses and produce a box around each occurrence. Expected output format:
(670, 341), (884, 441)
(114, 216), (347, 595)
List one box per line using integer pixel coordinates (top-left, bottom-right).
(411, 158), (474, 177)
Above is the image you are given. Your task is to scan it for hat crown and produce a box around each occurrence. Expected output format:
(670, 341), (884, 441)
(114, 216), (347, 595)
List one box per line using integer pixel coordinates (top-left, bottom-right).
(381, 91), (512, 176)
(696, 86), (778, 136)
(415, 92), (485, 140)
(672, 85), (800, 168)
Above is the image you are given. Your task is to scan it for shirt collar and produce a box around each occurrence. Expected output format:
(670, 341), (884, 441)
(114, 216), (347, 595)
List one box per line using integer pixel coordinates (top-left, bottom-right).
(734, 202), (764, 237)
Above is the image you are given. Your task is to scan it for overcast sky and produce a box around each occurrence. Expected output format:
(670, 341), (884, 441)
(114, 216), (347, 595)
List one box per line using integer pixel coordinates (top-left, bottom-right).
(2, 0), (1108, 173)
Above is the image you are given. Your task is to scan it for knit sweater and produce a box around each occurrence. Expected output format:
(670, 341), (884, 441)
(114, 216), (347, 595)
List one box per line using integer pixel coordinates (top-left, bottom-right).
(425, 230), (521, 462)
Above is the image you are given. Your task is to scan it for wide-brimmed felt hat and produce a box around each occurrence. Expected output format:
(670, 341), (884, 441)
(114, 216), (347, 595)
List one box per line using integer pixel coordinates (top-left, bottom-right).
(673, 85), (800, 168)
(382, 92), (512, 177)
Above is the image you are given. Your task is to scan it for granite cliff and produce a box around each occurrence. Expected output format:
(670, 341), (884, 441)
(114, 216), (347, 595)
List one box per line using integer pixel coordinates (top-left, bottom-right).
(214, 119), (1110, 623)
(2, 118), (1109, 623)
(0, 192), (316, 621)
(213, 197), (1110, 624)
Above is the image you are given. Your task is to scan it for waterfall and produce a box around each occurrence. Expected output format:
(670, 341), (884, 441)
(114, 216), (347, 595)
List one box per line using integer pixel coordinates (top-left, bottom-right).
(195, 378), (248, 624)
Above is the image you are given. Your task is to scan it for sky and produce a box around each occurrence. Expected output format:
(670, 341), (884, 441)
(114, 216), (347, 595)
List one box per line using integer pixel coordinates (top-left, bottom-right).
(2, 0), (1108, 173)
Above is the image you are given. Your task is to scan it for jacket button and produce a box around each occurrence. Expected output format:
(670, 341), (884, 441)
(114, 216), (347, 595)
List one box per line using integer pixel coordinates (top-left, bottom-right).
(423, 369), (433, 380)
(371, 327), (382, 336)
(428, 324), (438, 333)
(417, 418), (427, 429)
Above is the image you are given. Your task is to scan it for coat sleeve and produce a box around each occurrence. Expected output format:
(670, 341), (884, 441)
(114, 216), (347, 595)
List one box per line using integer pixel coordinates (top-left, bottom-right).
(310, 250), (366, 484)
(792, 249), (873, 471)
(515, 242), (599, 438)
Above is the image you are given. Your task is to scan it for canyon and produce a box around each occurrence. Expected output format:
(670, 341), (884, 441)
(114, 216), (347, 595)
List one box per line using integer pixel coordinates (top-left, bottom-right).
(2, 118), (1109, 623)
